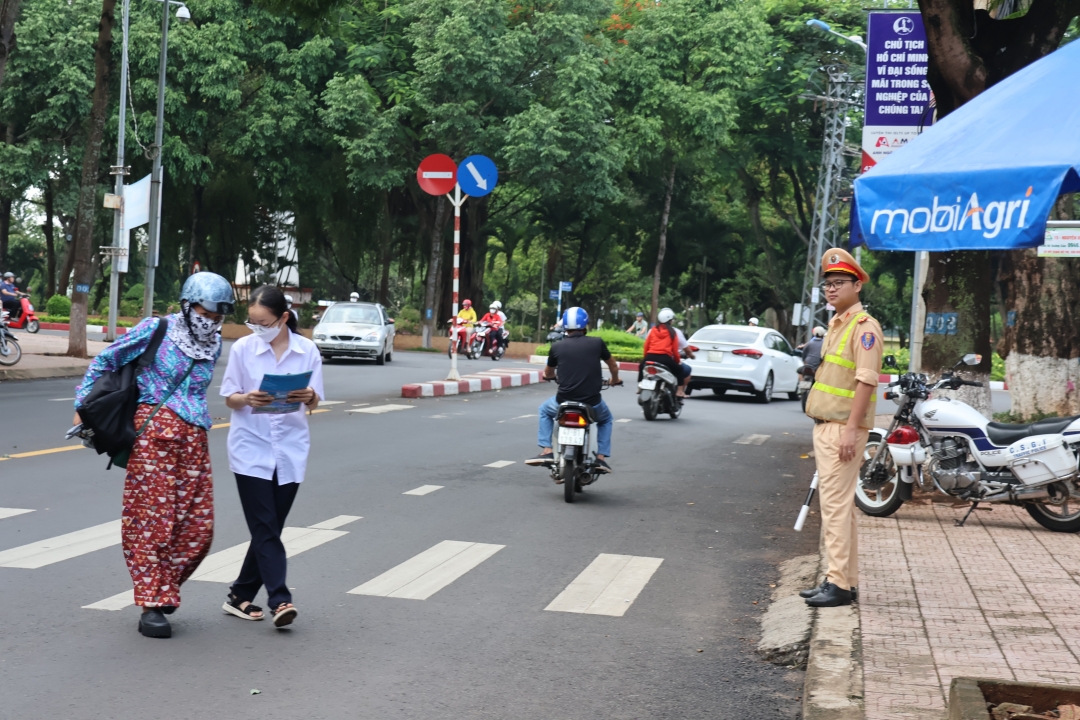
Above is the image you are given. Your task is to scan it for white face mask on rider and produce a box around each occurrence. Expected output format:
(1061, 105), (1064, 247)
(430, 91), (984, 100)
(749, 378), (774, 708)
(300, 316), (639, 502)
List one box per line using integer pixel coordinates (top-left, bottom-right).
(245, 318), (283, 344)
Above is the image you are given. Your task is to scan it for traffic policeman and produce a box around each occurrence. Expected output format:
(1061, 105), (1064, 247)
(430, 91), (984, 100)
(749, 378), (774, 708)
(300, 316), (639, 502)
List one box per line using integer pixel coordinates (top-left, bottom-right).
(801, 248), (882, 607)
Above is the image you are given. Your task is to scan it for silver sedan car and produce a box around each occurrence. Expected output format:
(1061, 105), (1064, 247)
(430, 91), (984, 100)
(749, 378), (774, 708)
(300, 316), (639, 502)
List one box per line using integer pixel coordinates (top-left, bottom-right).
(312, 302), (395, 365)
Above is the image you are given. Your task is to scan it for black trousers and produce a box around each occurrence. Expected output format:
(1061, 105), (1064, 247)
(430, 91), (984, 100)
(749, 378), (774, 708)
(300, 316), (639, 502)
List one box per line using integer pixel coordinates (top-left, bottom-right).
(639, 354), (685, 383)
(230, 472), (299, 609)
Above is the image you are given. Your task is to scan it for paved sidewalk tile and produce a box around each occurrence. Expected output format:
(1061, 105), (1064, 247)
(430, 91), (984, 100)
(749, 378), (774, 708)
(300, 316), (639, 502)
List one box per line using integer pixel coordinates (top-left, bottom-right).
(860, 502), (1080, 719)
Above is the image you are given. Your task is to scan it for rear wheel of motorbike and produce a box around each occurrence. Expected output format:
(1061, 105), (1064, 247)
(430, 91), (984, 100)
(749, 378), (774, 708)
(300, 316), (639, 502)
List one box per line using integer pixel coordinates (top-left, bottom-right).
(0, 337), (21, 366)
(562, 459), (577, 503)
(1024, 487), (1080, 532)
(668, 395), (682, 419)
(854, 433), (904, 517)
(643, 398), (659, 421)
(26, 319), (39, 334)
(754, 373), (774, 404)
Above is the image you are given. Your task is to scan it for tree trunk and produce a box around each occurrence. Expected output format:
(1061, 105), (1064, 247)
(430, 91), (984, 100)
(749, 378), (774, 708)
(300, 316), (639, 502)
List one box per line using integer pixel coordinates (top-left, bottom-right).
(67, 0), (116, 358)
(42, 179), (56, 298)
(921, 251), (994, 416)
(650, 163), (676, 325)
(1000, 196), (1080, 419)
(0, 0), (20, 92)
(377, 190), (392, 306)
(0, 122), (12, 269)
(188, 184), (203, 274)
(469, 197), (488, 305)
(420, 196), (448, 348)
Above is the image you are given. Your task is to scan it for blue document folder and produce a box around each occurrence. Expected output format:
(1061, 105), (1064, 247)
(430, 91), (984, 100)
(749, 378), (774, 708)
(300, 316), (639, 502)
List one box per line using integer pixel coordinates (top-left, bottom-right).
(253, 371), (313, 415)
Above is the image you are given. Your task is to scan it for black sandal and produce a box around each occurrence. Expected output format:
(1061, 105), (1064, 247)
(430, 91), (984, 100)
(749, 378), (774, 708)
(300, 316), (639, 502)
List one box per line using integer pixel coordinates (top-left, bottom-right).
(271, 602), (298, 628)
(222, 594), (264, 621)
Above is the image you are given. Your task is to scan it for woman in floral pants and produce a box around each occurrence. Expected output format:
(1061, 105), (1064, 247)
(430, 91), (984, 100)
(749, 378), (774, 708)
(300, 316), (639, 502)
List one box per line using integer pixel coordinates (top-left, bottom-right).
(75, 272), (235, 638)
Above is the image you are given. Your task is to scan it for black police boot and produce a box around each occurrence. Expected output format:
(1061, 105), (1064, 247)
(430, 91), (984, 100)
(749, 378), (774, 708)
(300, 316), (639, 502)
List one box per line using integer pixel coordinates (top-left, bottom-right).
(138, 609), (172, 638)
(804, 582), (852, 607)
(799, 581), (858, 602)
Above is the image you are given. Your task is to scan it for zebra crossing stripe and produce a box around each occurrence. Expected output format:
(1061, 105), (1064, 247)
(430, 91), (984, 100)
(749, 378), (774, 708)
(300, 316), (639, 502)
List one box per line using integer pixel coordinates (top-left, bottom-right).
(0, 508), (34, 521)
(348, 540), (504, 600)
(0, 520), (120, 569)
(544, 554), (663, 617)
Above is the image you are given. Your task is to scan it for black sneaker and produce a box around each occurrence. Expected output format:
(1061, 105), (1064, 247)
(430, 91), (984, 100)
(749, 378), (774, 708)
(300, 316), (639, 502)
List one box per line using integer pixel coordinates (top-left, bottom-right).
(595, 459), (612, 474)
(138, 609), (172, 638)
(525, 452), (555, 467)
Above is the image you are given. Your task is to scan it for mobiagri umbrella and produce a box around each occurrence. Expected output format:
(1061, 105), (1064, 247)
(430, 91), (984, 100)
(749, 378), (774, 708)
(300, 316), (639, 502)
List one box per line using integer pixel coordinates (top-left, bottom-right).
(851, 39), (1080, 251)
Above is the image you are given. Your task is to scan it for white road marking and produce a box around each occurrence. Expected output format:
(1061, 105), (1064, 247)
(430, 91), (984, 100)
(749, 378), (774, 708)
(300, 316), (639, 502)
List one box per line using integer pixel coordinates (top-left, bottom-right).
(733, 434), (770, 445)
(351, 403), (370, 407)
(48, 397), (76, 402)
(511, 414), (536, 420)
(0, 520), (120, 569)
(429, 414), (448, 419)
(484, 461), (516, 469)
(308, 515), (362, 530)
(403, 485), (443, 496)
(348, 540), (504, 600)
(86, 521), (354, 609)
(347, 404), (415, 415)
(615, 418), (632, 423)
(319, 400), (346, 406)
(545, 554), (663, 617)
(0, 508), (34, 521)
(82, 590), (134, 611)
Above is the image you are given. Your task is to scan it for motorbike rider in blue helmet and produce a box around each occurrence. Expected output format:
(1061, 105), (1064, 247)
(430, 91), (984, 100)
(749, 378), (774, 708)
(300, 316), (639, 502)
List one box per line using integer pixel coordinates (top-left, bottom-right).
(525, 307), (622, 474)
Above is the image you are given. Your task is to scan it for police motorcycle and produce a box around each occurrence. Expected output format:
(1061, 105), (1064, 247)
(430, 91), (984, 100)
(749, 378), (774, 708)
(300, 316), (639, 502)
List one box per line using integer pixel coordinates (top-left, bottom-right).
(550, 379), (614, 503)
(856, 353), (1080, 532)
(0, 307), (22, 366)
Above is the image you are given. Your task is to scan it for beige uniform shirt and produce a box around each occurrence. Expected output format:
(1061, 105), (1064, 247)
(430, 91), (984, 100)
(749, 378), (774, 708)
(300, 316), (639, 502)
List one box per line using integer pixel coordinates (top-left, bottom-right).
(805, 302), (883, 430)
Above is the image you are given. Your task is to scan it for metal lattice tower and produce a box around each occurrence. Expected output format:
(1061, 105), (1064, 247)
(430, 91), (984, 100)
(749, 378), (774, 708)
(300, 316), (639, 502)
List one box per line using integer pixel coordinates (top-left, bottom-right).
(796, 68), (861, 346)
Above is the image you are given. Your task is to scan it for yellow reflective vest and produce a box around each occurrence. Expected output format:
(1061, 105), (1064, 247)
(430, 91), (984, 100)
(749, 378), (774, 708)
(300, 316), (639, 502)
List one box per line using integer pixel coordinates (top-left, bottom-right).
(805, 311), (879, 429)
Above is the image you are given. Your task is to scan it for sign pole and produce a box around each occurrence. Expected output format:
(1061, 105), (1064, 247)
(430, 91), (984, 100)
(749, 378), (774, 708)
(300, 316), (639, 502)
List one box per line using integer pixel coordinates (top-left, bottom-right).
(106, 0), (131, 341)
(447, 183), (463, 381)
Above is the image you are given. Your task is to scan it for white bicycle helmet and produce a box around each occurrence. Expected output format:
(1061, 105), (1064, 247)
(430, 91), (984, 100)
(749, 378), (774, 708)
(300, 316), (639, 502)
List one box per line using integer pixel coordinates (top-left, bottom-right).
(657, 307), (675, 324)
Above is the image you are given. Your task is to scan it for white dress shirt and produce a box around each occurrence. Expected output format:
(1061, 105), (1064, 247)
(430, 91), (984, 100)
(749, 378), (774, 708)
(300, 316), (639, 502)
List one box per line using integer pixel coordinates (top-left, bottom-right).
(220, 330), (325, 485)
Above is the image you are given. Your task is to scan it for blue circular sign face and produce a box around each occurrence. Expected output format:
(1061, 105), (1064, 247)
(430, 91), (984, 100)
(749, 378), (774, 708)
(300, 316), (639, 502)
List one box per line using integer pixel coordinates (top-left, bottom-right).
(457, 155), (498, 197)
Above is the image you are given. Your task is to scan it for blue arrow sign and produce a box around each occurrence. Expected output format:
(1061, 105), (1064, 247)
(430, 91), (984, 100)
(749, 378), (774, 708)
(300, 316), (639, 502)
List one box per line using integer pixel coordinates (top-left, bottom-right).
(457, 155), (498, 197)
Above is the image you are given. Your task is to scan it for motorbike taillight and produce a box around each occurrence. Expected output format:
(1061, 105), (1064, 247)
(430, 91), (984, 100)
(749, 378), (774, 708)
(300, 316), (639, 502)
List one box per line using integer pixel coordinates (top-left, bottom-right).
(887, 425), (920, 444)
(559, 412), (586, 427)
(645, 365), (659, 375)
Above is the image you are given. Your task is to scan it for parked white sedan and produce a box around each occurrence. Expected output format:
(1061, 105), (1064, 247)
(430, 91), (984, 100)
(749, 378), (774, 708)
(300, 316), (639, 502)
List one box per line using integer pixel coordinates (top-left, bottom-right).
(312, 301), (395, 365)
(684, 325), (801, 403)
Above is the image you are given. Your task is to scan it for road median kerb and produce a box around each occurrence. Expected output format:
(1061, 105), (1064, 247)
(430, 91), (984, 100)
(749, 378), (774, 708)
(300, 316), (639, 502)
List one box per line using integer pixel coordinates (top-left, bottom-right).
(802, 529), (864, 720)
(402, 367), (543, 398)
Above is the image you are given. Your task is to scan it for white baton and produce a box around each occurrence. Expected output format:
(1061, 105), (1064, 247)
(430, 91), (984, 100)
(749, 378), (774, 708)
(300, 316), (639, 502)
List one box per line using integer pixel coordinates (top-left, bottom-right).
(794, 471), (819, 532)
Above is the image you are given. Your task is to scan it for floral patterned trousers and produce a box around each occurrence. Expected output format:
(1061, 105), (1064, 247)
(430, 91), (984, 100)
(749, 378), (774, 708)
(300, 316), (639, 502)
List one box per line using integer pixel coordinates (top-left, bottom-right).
(122, 405), (214, 607)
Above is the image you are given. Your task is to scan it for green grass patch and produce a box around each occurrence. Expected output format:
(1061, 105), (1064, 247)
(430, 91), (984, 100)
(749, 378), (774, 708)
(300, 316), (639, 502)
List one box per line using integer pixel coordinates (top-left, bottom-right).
(536, 328), (644, 358)
(405, 346), (442, 353)
(39, 315), (135, 328)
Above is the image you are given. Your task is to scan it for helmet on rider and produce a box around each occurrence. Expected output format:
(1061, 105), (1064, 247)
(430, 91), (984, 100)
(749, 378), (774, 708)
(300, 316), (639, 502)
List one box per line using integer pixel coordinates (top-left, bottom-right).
(812, 326), (825, 338)
(657, 307), (675, 324)
(180, 272), (235, 315)
(284, 294), (294, 308)
(562, 307), (589, 331)
(492, 300), (502, 309)
(2, 272), (13, 280)
(463, 299), (472, 308)
(349, 292), (359, 302)
(748, 317), (759, 326)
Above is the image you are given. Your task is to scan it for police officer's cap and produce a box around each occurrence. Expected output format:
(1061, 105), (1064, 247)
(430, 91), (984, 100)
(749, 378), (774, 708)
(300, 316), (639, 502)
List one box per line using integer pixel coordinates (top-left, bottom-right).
(820, 248), (869, 284)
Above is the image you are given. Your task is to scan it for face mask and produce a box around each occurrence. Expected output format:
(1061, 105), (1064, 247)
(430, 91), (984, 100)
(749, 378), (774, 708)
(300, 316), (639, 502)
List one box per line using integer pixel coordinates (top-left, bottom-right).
(189, 311), (222, 344)
(246, 320), (282, 344)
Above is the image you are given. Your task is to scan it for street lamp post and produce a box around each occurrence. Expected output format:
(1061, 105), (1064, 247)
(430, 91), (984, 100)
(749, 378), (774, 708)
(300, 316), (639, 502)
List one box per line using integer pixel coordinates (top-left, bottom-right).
(141, 0), (190, 318)
(105, 0), (132, 340)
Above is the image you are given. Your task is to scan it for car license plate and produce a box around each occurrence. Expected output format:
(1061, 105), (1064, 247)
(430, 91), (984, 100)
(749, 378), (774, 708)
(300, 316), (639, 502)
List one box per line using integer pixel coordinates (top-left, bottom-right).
(558, 427), (585, 446)
(638, 379), (656, 390)
(334, 343), (351, 350)
(708, 350), (724, 363)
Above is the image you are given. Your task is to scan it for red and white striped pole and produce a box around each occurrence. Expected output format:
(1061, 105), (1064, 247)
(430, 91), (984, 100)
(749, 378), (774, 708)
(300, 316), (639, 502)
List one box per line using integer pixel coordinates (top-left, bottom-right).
(447, 183), (464, 381)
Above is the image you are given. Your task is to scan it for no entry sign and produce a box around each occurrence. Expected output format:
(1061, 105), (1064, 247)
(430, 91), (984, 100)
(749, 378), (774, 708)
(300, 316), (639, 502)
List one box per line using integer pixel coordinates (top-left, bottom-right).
(417, 154), (457, 195)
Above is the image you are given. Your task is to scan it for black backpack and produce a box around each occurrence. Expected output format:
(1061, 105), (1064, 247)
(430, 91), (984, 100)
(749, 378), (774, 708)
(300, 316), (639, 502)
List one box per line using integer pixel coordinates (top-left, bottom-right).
(78, 319), (169, 468)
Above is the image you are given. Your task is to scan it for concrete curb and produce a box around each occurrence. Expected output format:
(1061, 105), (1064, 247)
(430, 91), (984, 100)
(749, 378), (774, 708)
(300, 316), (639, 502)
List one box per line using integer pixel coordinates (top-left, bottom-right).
(757, 554), (817, 667)
(401, 368), (543, 398)
(802, 534), (864, 720)
(39, 322), (130, 335)
(528, 355), (639, 372)
(0, 364), (89, 381)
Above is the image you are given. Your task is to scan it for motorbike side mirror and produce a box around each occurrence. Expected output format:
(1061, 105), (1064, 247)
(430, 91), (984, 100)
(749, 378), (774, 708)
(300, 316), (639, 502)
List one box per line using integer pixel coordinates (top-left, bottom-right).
(883, 354), (898, 369)
(963, 353), (981, 366)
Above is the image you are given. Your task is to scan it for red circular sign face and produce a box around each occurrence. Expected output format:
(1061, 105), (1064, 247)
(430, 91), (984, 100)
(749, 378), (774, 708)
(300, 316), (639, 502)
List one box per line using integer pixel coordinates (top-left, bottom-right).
(416, 154), (457, 196)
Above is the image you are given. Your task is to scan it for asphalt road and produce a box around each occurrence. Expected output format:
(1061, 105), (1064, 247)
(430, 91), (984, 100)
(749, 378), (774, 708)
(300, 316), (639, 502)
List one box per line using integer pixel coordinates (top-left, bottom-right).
(0, 351), (819, 719)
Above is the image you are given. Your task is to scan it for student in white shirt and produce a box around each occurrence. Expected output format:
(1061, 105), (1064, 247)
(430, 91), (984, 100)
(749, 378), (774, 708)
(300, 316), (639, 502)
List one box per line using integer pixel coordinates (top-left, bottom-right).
(220, 285), (324, 628)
